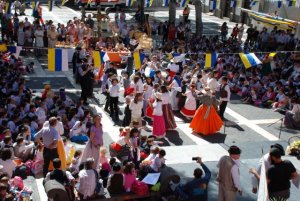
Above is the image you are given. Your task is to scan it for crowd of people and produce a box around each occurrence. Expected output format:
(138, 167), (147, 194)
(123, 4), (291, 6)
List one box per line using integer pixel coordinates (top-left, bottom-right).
(0, 2), (300, 201)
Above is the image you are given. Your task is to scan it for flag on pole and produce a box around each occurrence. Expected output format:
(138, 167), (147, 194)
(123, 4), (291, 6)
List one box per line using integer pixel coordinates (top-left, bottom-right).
(48, 0), (53, 11)
(239, 53), (262, 69)
(205, 53), (218, 68)
(48, 48), (68, 71)
(277, 0), (282, 8)
(269, 52), (276, 57)
(230, 0), (237, 8)
(5, 1), (12, 14)
(145, 0), (153, 7)
(180, 0), (190, 7)
(0, 44), (7, 52)
(93, 51), (105, 68)
(287, 0), (296, 7)
(168, 53), (181, 60)
(163, 0), (169, 6)
(7, 46), (22, 58)
(61, 0), (69, 6)
(257, 160), (269, 201)
(133, 51), (145, 70)
(210, 0), (217, 10)
(250, 0), (258, 7)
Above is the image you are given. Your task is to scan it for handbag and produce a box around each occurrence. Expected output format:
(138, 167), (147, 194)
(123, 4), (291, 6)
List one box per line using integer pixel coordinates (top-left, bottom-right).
(293, 105), (300, 122)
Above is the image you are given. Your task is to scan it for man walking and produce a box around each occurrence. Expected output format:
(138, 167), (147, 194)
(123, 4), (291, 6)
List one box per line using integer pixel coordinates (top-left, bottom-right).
(34, 117), (59, 177)
(217, 146), (242, 201)
(219, 76), (231, 119)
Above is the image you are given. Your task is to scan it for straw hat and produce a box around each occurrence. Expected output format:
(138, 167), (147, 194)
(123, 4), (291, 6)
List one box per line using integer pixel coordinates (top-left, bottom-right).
(201, 87), (212, 95)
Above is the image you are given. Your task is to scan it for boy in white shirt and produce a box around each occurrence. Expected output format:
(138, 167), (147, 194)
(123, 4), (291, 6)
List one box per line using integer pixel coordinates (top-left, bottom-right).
(109, 78), (120, 121)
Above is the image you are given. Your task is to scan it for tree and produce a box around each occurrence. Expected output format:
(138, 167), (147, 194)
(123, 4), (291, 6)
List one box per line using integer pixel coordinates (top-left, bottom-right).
(195, 0), (203, 36)
(169, 0), (177, 24)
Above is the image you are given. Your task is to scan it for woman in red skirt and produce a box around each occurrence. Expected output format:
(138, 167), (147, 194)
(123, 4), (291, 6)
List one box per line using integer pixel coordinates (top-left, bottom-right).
(151, 93), (166, 138)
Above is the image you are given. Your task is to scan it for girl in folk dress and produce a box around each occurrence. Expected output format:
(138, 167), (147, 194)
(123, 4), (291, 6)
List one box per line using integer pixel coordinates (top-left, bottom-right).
(129, 93), (144, 127)
(161, 86), (177, 130)
(122, 88), (134, 127)
(143, 77), (153, 116)
(180, 84), (197, 118)
(146, 83), (160, 119)
(169, 75), (181, 111)
(151, 93), (166, 138)
(190, 87), (223, 135)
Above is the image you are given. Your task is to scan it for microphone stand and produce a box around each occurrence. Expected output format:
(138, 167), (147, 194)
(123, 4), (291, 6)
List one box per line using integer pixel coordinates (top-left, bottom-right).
(267, 117), (284, 139)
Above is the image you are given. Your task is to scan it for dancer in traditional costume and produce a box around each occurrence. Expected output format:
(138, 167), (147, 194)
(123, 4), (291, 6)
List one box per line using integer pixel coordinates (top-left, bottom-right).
(190, 87), (223, 135)
(122, 88), (134, 127)
(151, 93), (166, 138)
(161, 86), (177, 130)
(169, 75), (181, 111)
(180, 84), (197, 118)
(146, 83), (160, 119)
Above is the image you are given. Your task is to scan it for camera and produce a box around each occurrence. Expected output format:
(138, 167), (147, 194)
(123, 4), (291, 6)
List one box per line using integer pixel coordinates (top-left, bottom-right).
(192, 157), (198, 161)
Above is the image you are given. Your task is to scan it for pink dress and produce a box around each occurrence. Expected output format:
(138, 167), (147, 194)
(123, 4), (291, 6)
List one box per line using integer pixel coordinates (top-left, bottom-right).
(123, 171), (136, 191)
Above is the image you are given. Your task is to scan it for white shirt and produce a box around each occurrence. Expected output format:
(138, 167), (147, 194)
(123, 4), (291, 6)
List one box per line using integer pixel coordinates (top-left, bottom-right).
(70, 121), (87, 138)
(150, 154), (165, 172)
(219, 84), (231, 102)
(207, 78), (220, 93)
(231, 160), (242, 191)
(153, 101), (163, 116)
(161, 93), (171, 105)
(129, 100), (143, 118)
(78, 169), (97, 199)
(167, 63), (179, 73)
(251, 153), (271, 188)
(109, 84), (120, 97)
(0, 159), (16, 178)
(43, 121), (64, 136)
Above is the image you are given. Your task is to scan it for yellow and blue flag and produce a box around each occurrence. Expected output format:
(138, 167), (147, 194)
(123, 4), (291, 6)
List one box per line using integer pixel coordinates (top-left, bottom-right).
(48, 0), (53, 11)
(93, 51), (105, 68)
(269, 52), (276, 57)
(133, 51), (145, 70)
(7, 46), (22, 58)
(230, 0), (237, 8)
(205, 53), (217, 68)
(239, 53), (261, 69)
(48, 48), (68, 71)
(126, 0), (135, 6)
(145, 0), (153, 7)
(5, 1), (12, 14)
(0, 44), (7, 52)
(250, 0), (258, 7)
(163, 0), (169, 6)
(287, 0), (296, 7)
(180, 0), (190, 7)
(277, 0), (282, 8)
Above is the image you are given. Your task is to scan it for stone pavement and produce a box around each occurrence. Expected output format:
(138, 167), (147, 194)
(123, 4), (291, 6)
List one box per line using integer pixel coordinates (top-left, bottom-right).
(16, 5), (299, 201)
(21, 52), (300, 201)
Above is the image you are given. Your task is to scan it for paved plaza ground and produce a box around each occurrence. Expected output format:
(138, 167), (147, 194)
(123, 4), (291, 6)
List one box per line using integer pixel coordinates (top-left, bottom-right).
(16, 5), (300, 201)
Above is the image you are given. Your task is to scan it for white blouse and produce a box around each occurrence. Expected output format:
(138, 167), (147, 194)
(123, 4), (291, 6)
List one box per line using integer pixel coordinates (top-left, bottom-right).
(78, 169), (97, 199)
(161, 93), (171, 105)
(153, 101), (163, 116)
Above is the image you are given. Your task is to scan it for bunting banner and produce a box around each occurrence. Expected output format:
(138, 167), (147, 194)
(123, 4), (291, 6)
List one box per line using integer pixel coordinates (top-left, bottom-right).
(210, 0), (217, 10)
(286, 0), (296, 7)
(145, 0), (153, 7)
(48, 0), (53, 11)
(269, 52), (276, 57)
(239, 53), (262, 69)
(205, 53), (218, 68)
(277, 0), (282, 8)
(0, 44), (7, 52)
(250, 0), (258, 7)
(133, 51), (145, 70)
(163, 0), (169, 6)
(7, 46), (22, 58)
(48, 48), (68, 71)
(5, 1), (12, 14)
(180, 0), (190, 7)
(93, 51), (105, 68)
(230, 0), (237, 8)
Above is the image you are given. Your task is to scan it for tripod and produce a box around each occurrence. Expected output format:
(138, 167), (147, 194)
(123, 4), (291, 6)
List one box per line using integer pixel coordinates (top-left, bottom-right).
(267, 118), (284, 139)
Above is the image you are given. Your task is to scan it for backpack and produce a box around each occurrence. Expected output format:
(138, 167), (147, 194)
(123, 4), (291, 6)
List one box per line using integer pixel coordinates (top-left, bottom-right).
(132, 180), (149, 196)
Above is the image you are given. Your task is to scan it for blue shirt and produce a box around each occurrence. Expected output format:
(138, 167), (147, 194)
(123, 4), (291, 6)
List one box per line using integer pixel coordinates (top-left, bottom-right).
(34, 126), (59, 149)
(183, 163), (211, 201)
